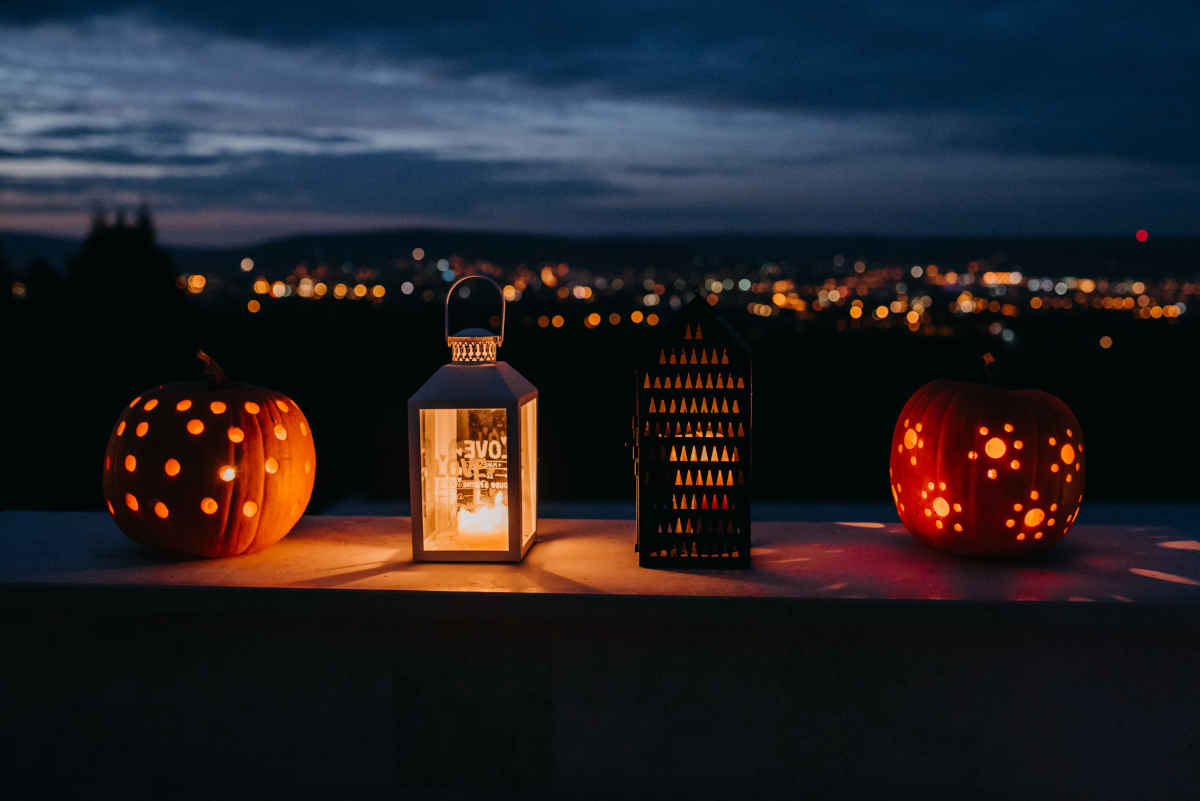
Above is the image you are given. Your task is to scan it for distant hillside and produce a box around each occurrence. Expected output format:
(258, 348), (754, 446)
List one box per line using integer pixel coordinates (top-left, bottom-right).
(0, 232), (80, 271)
(6, 227), (1198, 278)
(169, 228), (1200, 279)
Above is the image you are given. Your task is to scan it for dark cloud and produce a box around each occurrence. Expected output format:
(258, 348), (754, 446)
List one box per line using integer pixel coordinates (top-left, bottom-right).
(3, 2), (1197, 164)
(0, 149), (626, 220)
(1, 2), (1197, 240)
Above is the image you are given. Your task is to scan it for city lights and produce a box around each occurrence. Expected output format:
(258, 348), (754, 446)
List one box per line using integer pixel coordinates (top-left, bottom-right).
(161, 243), (1190, 352)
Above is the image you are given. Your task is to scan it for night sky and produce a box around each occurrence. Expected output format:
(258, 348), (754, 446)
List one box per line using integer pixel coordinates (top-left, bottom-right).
(0, 2), (1196, 244)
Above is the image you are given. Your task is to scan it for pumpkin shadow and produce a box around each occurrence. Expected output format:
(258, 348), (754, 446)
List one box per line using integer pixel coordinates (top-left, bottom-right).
(913, 537), (1090, 569)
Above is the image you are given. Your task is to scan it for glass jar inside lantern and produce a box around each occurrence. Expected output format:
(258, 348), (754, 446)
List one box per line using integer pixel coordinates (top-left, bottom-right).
(408, 275), (538, 562)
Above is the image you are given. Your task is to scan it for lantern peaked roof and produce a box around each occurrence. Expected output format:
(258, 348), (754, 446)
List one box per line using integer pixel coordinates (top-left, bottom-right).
(639, 295), (751, 370)
(409, 361), (536, 407)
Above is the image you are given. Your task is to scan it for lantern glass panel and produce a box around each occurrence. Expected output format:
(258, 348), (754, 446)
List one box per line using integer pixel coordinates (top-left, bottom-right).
(520, 398), (537, 546)
(418, 407), (509, 551)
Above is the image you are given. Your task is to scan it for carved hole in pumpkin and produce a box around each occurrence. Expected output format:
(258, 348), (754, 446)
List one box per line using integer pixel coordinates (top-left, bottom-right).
(244, 401), (261, 414)
(903, 429), (917, 449)
(926, 482), (935, 491)
(1013, 503), (1023, 511)
(228, 427), (245, 443)
(986, 469), (997, 479)
(953, 523), (963, 532)
(1024, 508), (1045, 528)
(106, 500), (115, 515)
(274, 425), (287, 440)
(910, 456), (917, 466)
(984, 437), (1007, 459)
(129, 396), (142, 408)
(265, 457), (279, 474)
(1030, 490), (1039, 500)
(187, 419), (204, 435)
(164, 458), (181, 476)
(124, 454), (136, 472)
(935, 520), (943, 530)
(1014, 440), (1024, 450)
(135, 422), (149, 437)
(1005, 519), (1016, 528)
(116, 420), (126, 436)
(938, 482), (947, 491)
(1066, 428), (1073, 438)
(143, 399), (159, 411)
(201, 497), (218, 515)
(1016, 532), (1025, 540)
(176, 399), (192, 411)
(1051, 463), (1060, 473)
(125, 493), (139, 511)
(275, 399), (290, 413)
(967, 450), (978, 460)
(1065, 473), (1073, 483)
(1060, 444), (1076, 464)
(1010, 459), (1020, 470)
(953, 503), (962, 513)
(915, 423), (922, 433)
(1047, 518), (1056, 527)
(978, 426), (988, 436)
(1050, 503), (1058, 512)
(1034, 531), (1044, 539)
(1003, 423), (1013, 432)
(219, 466), (236, 482)
(932, 498), (950, 517)
(242, 500), (258, 517)
(154, 502), (169, 519)
(1049, 436), (1057, 446)
(210, 401), (227, 414)
(299, 421), (308, 437)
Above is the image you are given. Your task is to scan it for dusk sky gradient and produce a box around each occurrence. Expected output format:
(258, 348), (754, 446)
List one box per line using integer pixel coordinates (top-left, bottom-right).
(0, 2), (1196, 244)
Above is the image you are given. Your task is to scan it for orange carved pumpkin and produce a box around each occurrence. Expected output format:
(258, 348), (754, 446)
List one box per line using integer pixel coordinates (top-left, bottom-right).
(103, 352), (316, 556)
(889, 379), (1084, 555)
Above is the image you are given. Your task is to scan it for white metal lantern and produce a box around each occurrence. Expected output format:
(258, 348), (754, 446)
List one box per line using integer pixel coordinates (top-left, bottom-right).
(408, 275), (538, 562)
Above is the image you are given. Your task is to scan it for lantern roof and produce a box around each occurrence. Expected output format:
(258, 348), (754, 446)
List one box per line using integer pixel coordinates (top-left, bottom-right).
(638, 295), (751, 370)
(409, 361), (536, 408)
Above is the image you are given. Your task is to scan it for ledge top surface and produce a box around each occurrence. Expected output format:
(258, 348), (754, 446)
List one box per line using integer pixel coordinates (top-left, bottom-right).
(2, 510), (1200, 605)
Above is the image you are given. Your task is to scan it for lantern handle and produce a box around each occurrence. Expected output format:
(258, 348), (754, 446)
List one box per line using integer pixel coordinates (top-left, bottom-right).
(444, 274), (506, 346)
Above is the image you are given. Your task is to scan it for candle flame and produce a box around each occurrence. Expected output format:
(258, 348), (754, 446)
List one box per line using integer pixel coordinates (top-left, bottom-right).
(457, 491), (507, 535)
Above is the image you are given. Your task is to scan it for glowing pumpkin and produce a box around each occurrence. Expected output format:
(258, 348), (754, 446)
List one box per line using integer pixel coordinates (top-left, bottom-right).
(102, 352), (316, 556)
(889, 380), (1084, 555)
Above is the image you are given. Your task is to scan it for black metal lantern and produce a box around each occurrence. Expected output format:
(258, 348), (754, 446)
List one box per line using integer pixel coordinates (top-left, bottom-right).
(634, 298), (752, 566)
(408, 276), (538, 562)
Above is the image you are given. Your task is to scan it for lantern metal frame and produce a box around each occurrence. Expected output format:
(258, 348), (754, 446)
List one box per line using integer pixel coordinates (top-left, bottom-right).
(408, 275), (538, 563)
(633, 297), (752, 567)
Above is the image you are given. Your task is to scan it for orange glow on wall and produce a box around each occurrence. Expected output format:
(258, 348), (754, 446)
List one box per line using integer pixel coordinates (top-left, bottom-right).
(889, 379), (1085, 555)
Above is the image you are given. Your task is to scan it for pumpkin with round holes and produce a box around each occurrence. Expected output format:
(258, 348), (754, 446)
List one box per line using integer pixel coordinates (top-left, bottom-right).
(889, 379), (1085, 555)
(102, 352), (316, 557)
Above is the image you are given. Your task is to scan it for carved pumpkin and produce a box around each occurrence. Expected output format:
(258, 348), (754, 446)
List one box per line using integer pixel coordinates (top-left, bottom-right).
(889, 379), (1084, 555)
(103, 352), (316, 557)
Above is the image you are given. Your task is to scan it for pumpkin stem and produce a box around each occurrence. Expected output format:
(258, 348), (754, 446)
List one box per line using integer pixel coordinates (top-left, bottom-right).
(197, 350), (228, 387)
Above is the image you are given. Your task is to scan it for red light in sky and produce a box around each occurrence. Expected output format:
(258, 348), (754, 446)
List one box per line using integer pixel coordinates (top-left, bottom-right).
(1135, 229), (1149, 242)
